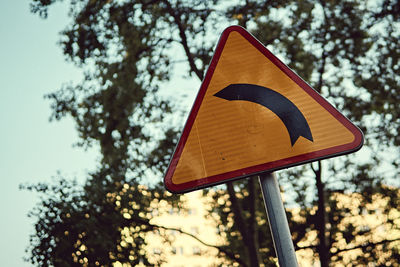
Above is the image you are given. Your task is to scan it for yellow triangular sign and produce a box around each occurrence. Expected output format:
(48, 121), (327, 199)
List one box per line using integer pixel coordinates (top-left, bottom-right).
(164, 26), (363, 193)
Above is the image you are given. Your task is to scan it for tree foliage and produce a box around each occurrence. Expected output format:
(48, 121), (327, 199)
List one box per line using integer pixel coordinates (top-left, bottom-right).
(26, 0), (400, 266)
(22, 177), (171, 266)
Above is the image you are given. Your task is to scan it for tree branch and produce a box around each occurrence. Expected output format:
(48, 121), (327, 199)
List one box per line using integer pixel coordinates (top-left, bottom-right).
(296, 244), (318, 250)
(331, 237), (400, 256)
(296, 237), (400, 257)
(315, 0), (329, 94)
(153, 224), (247, 266)
(163, 0), (204, 81)
(310, 162), (317, 176)
(130, 215), (247, 267)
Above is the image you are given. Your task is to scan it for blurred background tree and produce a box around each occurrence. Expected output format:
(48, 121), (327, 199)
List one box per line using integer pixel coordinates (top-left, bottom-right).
(25, 0), (399, 266)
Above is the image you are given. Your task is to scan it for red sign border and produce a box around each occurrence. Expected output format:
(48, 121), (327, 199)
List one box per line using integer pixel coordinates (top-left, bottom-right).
(164, 25), (364, 193)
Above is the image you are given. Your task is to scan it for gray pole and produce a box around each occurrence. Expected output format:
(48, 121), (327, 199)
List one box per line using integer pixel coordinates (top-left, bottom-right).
(258, 172), (298, 267)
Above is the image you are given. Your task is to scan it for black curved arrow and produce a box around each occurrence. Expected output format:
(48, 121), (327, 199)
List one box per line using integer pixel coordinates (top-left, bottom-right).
(214, 83), (313, 146)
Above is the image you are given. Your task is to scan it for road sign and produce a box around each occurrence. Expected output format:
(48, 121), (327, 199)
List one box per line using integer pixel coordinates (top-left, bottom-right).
(164, 25), (363, 193)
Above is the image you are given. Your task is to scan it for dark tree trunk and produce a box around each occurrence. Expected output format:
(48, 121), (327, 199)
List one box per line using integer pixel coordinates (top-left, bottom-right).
(314, 161), (330, 267)
(227, 181), (260, 267)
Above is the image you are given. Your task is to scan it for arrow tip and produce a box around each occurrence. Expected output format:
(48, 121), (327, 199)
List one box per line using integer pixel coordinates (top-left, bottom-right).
(290, 127), (313, 146)
(214, 87), (228, 100)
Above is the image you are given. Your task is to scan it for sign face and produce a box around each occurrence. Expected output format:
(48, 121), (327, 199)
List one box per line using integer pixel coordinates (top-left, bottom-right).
(164, 26), (363, 193)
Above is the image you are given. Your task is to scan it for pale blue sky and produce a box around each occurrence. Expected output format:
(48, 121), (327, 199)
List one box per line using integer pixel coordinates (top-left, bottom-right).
(0, 2), (99, 265)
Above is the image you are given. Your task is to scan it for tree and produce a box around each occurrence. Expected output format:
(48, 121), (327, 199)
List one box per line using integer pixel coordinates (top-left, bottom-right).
(26, 0), (400, 266)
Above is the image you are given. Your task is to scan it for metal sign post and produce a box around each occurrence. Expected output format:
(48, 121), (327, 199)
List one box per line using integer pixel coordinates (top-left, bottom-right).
(259, 172), (298, 267)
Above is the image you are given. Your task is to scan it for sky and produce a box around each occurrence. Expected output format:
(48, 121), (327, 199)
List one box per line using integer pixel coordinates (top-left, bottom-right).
(0, 2), (99, 265)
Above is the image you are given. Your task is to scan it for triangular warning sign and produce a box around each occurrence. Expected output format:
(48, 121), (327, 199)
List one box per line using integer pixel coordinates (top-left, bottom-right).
(164, 26), (363, 193)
